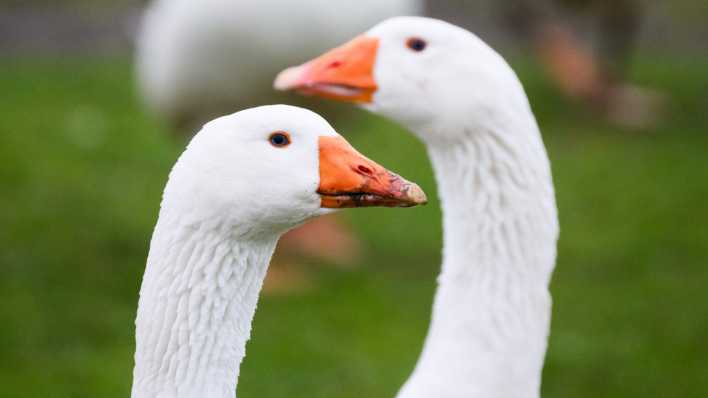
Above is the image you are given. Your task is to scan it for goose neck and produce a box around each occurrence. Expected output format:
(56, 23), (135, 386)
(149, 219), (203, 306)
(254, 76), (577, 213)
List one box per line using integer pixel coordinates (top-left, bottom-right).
(398, 125), (558, 398)
(131, 215), (278, 398)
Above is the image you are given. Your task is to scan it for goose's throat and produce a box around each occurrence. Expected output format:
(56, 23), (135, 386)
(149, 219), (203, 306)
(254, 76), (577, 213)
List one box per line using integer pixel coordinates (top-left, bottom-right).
(427, 131), (558, 283)
(398, 129), (558, 398)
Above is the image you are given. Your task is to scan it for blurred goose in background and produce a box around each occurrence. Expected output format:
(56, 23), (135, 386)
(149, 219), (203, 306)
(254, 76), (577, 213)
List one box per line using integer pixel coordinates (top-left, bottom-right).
(131, 105), (426, 398)
(276, 17), (559, 398)
(135, 0), (422, 128)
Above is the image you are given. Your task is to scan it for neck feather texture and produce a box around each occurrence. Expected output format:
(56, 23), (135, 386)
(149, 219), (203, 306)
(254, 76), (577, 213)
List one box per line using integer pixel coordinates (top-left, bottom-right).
(131, 213), (278, 398)
(398, 117), (559, 398)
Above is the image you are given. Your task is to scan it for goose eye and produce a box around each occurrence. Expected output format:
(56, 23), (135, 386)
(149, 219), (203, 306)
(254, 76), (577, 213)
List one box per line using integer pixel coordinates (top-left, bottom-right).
(269, 131), (291, 148)
(406, 37), (427, 52)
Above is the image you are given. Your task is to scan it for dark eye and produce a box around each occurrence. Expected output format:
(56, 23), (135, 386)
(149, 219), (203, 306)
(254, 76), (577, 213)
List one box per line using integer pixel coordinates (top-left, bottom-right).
(269, 131), (291, 147)
(406, 37), (427, 52)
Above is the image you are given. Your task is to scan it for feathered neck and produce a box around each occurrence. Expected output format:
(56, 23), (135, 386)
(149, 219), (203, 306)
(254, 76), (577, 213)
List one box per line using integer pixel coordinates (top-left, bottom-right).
(398, 114), (559, 398)
(131, 211), (278, 398)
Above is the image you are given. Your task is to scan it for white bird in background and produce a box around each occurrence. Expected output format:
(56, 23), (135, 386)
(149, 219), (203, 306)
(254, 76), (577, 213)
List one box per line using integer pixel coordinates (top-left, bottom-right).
(130, 105), (426, 398)
(135, 0), (422, 128)
(276, 16), (560, 398)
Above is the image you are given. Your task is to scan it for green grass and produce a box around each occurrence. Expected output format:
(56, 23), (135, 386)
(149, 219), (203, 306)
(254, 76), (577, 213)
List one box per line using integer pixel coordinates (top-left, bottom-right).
(1, 55), (707, 397)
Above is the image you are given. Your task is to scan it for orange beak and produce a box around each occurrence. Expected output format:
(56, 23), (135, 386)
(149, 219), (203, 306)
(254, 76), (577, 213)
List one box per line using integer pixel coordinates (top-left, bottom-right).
(274, 36), (379, 103)
(317, 136), (426, 208)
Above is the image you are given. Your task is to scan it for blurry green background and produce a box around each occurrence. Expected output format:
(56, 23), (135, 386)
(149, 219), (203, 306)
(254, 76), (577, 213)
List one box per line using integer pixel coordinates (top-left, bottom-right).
(1, 1), (707, 397)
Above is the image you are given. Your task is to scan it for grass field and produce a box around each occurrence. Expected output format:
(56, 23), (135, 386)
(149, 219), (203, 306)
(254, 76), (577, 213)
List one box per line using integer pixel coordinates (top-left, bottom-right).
(1, 56), (707, 397)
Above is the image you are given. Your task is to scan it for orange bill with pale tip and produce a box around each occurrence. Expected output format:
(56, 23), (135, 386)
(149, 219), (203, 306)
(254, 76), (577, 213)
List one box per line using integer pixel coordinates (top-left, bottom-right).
(274, 36), (379, 103)
(317, 136), (427, 208)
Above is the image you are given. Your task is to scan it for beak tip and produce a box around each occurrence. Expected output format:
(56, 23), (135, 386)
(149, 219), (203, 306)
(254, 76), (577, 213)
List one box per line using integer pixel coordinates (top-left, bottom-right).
(406, 183), (428, 206)
(274, 67), (300, 91)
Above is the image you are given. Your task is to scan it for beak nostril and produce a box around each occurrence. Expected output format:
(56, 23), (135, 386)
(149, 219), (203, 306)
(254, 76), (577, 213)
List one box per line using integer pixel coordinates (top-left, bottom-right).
(357, 165), (373, 175)
(327, 60), (343, 69)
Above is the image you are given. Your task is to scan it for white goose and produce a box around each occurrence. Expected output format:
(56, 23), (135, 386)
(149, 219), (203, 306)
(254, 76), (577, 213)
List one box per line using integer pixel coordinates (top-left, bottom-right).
(276, 17), (560, 398)
(130, 104), (426, 398)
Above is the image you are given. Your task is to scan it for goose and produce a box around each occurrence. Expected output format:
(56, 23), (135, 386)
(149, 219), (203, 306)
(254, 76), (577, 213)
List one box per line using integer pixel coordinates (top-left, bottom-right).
(135, 0), (422, 127)
(275, 17), (560, 398)
(130, 104), (426, 398)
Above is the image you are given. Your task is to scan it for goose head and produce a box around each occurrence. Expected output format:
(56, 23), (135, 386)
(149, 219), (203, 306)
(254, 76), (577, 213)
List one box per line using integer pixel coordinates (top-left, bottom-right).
(162, 105), (427, 234)
(275, 16), (529, 144)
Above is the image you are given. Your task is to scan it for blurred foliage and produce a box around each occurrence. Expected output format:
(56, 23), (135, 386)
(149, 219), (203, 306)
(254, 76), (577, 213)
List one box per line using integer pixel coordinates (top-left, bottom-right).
(661, 0), (708, 19)
(0, 55), (707, 397)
